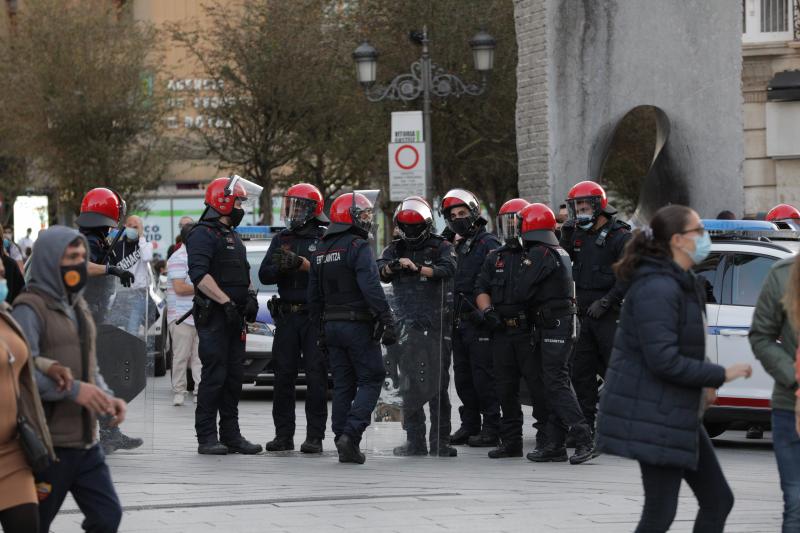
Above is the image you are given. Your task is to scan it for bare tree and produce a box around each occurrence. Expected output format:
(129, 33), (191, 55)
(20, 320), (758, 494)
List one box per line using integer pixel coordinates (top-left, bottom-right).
(0, 0), (171, 220)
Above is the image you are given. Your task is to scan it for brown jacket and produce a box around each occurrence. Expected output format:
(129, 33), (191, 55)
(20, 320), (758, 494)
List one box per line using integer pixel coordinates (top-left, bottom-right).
(0, 304), (55, 459)
(13, 289), (98, 448)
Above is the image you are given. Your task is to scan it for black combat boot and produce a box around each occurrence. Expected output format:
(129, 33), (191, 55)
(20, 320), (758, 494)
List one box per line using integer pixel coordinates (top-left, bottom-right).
(223, 436), (263, 455)
(568, 424), (595, 465)
(198, 441), (229, 455)
(467, 431), (499, 447)
(526, 443), (568, 462)
(265, 436), (295, 452)
(300, 437), (323, 454)
(336, 434), (366, 464)
(393, 436), (428, 456)
(450, 427), (476, 445)
(488, 439), (523, 459)
(429, 437), (458, 457)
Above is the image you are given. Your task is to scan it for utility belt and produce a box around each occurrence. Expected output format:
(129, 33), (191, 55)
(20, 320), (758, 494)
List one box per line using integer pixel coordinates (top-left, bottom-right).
(267, 296), (308, 319)
(323, 305), (374, 322)
(496, 306), (530, 330)
(190, 292), (245, 328)
(533, 302), (577, 325)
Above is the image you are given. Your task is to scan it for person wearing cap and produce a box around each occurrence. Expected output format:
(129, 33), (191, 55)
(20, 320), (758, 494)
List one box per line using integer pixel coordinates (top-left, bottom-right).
(259, 183), (330, 454)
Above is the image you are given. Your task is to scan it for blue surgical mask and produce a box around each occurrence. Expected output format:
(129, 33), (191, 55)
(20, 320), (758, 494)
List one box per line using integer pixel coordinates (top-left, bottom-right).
(2, 238), (9, 250)
(0, 279), (7, 303)
(124, 227), (139, 241)
(688, 231), (711, 264)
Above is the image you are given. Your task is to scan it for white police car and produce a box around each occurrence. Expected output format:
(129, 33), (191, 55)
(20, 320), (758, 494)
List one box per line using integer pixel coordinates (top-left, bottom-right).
(696, 220), (800, 437)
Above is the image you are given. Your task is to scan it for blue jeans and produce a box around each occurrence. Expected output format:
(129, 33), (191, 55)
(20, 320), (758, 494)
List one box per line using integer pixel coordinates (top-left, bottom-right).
(773, 408), (800, 532)
(324, 321), (384, 440)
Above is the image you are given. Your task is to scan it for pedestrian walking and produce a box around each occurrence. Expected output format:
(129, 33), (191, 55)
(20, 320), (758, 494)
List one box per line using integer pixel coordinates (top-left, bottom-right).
(12, 225), (126, 533)
(596, 204), (752, 533)
(751, 251), (800, 531)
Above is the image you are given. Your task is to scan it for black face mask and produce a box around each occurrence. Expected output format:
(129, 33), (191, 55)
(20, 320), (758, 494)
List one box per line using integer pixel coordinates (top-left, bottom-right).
(450, 217), (473, 237)
(61, 263), (88, 294)
(229, 207), (245, 228)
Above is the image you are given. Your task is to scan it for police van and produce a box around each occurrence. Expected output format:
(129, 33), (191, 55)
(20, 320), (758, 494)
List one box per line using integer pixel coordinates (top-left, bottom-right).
(696, 220), (800, 437)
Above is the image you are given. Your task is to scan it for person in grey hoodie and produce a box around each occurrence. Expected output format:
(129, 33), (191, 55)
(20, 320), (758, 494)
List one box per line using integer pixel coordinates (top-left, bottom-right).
(12, 225), (125, 533)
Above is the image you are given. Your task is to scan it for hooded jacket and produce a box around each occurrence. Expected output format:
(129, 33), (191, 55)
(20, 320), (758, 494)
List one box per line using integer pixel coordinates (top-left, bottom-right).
(596, 255), (726, 470)
(12, 225), (109, 448)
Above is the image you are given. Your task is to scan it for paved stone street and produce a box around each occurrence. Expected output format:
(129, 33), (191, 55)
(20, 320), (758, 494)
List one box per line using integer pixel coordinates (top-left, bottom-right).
(50, 376), (783, 533)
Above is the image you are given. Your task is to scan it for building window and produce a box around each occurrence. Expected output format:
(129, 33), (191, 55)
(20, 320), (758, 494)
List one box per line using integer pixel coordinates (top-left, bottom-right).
(743, 0), (794, 42)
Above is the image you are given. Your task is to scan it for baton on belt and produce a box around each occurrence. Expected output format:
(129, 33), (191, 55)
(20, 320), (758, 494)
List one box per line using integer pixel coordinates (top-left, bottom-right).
(175, 308), (193, 325)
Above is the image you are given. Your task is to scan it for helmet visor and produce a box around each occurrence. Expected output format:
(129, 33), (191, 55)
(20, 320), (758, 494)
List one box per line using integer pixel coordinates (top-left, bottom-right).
(497, 212), (522, 241)
(225, 175), (263, 210)
(282, 196), (315, 229)
(351, 189), (379, 235)
(566, 196), (601, 225)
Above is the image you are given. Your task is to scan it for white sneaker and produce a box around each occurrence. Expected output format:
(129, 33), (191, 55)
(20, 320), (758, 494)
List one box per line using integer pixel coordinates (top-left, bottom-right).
(193, 395), (198, 404)
(173, 393), (185, 406)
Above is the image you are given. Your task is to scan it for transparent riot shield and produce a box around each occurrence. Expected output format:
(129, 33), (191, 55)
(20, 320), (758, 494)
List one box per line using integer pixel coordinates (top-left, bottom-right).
(364, 274), (451, 457)
(84, 275), (155, 453)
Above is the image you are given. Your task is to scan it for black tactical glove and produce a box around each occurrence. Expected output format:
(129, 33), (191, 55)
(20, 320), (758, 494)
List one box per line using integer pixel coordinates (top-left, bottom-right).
(107, 265), (135, 288)
(469, 308), (485, 326)
(560, 219), (575, 243)
(586, 297), (610, 319)
(441, 227), (456, 243)
(272, 248), (303, 273)
(387, 259), (404, 275)
(376, 312), (398, 346)
(483, 307), (504, 331)
(244, 291), (258, 322)
(381, 323), (398, 346)
(222, 301), (242, 328)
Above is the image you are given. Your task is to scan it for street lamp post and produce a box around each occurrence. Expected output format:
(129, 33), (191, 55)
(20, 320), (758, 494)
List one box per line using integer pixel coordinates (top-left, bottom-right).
(352, 26), (496, 202)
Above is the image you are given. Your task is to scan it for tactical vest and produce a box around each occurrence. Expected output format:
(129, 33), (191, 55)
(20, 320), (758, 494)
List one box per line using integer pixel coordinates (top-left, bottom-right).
(14, 289), (98, 448)
(314, 232), (368, 309)
(199, 221), (250, 290)
(389, 236), (447, 324)
(454, 228), (500, 300)
(274, 226), (323, 303)
(486, 246), (530, 317)
(526, 243), (575, 314)
(569, 221), (627, 295)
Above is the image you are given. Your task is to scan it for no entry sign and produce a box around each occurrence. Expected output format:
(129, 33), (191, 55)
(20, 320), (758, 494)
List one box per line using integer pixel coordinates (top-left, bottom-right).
(388, 142), (426, 201)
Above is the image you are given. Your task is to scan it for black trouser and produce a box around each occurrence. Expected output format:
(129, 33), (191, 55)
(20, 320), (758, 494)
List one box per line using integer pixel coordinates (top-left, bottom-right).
(272, 310), (328, 440)
(195, 307), (245, 444)
(534, 317), (587, 446)
(571, 308), (618, 429)
(402, 346), (452, 447)
(636, 427), (734, 533)
(493, 328), (549, 443)
(36, 445), (122, 533)
(0, 503), (38, 533)
(452, 320), (500, 436)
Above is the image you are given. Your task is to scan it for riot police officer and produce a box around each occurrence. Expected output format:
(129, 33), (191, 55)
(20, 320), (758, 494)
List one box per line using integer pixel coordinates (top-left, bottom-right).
(76, 187), (142, 454)
(377, 196), (457, 457)
(517, 203), (594, 464)
(560, 180), (631, 434)
(440, 189), (502, 447)
(186, 176), (263, 455)
(474, 198), (549, 459)
(308, 191), (397, 464)
(259, 183), (329, 453)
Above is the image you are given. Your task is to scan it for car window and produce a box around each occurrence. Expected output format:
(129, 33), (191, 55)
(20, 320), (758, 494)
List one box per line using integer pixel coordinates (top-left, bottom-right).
(727, 253), (776, 307)
(247, 250), (269, 292)
(693, 253), (723, 304)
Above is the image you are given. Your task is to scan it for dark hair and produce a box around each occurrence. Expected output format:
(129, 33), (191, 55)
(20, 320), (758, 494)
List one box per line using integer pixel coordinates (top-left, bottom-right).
(558, 203), (567, 210)
(716, 210), (736, 220)
(613, 205), (694, 281)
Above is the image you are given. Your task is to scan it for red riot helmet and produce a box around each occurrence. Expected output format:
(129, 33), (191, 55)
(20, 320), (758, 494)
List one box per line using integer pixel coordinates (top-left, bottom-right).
(496, 198), (530, 243)
(282, 183), (328, 230)
(76, 188), (125, 229)
(766, 203), (800, 222)
(520, 203), (559, 246)
(203, 175), (262, 222)
(394, 196), (434, 245)
(330, 192), (374, 237)
(566, 180), (608, 229)
(440, 188), (481, 235)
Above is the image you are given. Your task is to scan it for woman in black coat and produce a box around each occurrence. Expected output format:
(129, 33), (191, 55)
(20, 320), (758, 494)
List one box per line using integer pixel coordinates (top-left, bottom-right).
(596, 205), (752, 533)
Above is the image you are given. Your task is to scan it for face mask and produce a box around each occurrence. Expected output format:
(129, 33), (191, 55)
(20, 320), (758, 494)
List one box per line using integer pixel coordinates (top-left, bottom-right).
(687, 231), (712, 265)
(124, 227), (139, 241)
(0, 279), (7, 302)
(61, 263), (88, 294)
(576, 214), (594, 230)
(159, 274), (168, 286)
(2, 238), (9, 249)
(450, 217), (473, 237)
(229, 207), (245, 228)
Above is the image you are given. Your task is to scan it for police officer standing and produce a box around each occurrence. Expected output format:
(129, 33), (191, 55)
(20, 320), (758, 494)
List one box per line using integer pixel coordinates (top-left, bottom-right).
(377, 196), (457, 457)
(474, 198), (550, 459)
(259, 183), (329, 454)
(519, 203), (593, 464)
(76, 187), (142, 454)
(186, 176), (262, 455)
(560, 181), (631, 436)
(440, 189), (502, 447)
(308, 191), (396, 464)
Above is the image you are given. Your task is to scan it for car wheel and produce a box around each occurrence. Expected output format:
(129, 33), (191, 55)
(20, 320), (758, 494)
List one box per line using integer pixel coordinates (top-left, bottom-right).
(704, 422), (727, 438)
